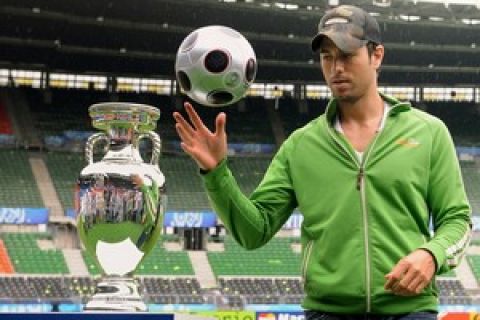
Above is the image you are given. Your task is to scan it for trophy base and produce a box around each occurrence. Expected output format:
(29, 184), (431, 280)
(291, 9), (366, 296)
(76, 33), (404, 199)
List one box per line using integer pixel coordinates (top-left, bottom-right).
(84, 276), (147, 312)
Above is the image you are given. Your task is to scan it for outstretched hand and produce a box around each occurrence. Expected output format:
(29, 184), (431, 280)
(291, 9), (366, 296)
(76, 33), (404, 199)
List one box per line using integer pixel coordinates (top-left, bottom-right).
(173, 102), (227, 171)
(384, 249), (436, 296)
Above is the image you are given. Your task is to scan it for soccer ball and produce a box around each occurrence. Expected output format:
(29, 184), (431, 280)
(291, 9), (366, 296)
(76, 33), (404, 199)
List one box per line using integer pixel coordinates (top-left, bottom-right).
(175, 25), (257, 107)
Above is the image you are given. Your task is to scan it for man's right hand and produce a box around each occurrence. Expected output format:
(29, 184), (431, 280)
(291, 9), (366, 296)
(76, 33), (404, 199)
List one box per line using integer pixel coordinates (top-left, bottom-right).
(173, 101), (227, 171)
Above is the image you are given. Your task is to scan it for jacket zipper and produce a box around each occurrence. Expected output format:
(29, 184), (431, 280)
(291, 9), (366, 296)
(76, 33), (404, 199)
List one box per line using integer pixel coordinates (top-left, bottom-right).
(301, 240), (314, 282)
(327, 121), (383, 313)
(357, 132), (382, 313)
(357, 165), (371, 311)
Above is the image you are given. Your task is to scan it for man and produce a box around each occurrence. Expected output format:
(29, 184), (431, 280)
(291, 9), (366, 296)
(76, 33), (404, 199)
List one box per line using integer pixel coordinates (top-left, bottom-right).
(173, 5), (472, 318)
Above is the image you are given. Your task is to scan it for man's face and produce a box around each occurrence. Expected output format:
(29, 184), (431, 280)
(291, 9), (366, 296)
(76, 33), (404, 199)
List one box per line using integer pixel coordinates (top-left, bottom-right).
(319, 37), (383, 103)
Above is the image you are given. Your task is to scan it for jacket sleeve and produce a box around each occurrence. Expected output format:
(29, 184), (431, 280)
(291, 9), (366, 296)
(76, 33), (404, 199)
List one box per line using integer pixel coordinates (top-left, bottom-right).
(201, 141), (298, 250)
(420, 119), (472, 274)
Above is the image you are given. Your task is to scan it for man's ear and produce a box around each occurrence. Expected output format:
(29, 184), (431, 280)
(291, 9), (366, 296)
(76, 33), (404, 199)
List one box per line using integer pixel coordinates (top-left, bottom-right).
(372, 44), (384, 70)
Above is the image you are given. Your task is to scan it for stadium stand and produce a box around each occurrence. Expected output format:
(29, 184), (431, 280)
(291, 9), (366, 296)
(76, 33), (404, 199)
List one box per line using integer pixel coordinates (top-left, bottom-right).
(44, 151), (273, 212)
(143, 277), (204, 304)
(44, 152), (84, 211)
(0, 277), (39, 301)
(0, 240), (14, 274)
(0, 276), (204, 305)
(216, 277), (473, 308)
(467, 255), (480, 283)
(160, 155), (211, 211)
(424, 102), (479, 146)
(23, 87), (276, 149)
(228, 156), (272, 195)
(65, 276), (96, 303)
(81, 251), (101, 276)
(136, 240), (195, 276)
(0, 229), (475, 307)
(224, 97), (276, 144)
(1, 233), (69, 274)
(278, 98), (327, 135)
(218, 278), (302, 305)
(437, 279), (473, 305)
(0, 101), (13, 135)
(0, 149), (44, 207)
(207, 236), (301, 276)
(81, 237), (195, 276)
(460, 161), (480, 215)
(25, 88), (110, 133)
(0, 0), (479, 312)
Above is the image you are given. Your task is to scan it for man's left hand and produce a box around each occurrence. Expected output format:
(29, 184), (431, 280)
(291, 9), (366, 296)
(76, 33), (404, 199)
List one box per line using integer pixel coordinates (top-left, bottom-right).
(384, 249), (436, 296)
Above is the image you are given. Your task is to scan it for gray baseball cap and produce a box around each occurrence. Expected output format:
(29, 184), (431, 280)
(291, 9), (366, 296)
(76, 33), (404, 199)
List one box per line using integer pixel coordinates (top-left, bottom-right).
(311, 5), (382, 53)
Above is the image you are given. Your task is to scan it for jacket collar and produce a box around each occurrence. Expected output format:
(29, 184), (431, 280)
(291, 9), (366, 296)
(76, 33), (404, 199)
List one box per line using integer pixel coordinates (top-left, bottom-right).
(325, 92), (411, 124)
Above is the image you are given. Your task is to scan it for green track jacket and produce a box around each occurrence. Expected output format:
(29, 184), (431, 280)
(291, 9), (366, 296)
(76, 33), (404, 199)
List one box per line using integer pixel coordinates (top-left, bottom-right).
(201, 94), (472, 314)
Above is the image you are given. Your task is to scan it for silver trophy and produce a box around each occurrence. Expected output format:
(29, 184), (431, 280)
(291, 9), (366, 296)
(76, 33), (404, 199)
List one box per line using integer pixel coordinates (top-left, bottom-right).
(75, 102), (166, 312)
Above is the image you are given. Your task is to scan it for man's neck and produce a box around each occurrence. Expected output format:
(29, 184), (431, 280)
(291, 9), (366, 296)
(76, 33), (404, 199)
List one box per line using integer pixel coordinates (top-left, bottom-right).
(337, 90), (384, 125)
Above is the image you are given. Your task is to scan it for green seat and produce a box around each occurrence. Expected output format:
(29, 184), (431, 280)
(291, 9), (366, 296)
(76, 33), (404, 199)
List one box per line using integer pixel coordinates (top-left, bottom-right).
(0, 149), (44, 207)
(0, 233), (69, 274)
(208, 236), (301, 276)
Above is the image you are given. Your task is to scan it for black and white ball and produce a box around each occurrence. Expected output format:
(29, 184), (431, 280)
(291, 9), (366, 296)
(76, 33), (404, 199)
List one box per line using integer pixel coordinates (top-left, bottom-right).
(175, 25), (257, 107)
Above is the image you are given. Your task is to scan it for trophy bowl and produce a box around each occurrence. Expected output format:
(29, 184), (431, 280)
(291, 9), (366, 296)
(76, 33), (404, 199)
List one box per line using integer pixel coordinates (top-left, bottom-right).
(75, 102), (166, 312)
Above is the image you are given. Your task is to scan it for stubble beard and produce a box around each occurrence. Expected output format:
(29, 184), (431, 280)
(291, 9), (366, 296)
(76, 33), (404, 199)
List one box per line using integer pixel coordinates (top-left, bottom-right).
(332, 91), (360, 104)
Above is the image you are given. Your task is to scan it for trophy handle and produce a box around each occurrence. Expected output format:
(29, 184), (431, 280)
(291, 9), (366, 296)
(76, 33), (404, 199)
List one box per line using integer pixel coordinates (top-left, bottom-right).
(137, 131), (162, 166)
(85, 133), (109, 164)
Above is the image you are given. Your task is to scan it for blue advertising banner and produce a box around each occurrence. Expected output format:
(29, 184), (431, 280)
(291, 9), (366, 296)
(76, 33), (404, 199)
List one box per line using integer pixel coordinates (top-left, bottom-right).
(0, 304), (52, 313)
(0, 134), (15, 146)
(456, 146), (480, 157)
(63, 130), (96, 141)
(0, 313), (173, 320)
(228, 143), (275, 155)
(438, 304), (480, 312)
(67, 210), (218, 228)
(0, 208), (49, 224)
(164, 211), (217, 228)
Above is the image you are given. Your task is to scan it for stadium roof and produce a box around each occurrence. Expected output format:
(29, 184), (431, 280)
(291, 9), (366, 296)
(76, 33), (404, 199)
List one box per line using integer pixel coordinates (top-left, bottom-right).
(0, 0), (478, 84)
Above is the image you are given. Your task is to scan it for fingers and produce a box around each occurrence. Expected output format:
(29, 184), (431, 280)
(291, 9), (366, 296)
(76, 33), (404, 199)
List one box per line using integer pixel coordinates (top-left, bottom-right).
(215, 112), (226, 137)
(384, 261), (408, 291)
(173, 111), (196, 138)
(408, 274), (427, 295)
(385, 251), (435, 296)
(396, 267), (419, 291)
(172, 100), (227, 171)
(390, 268), (423, 296)
(175, 121), (195, 146)
(184, 102), (209, 132)
(179, 141), (195, 157)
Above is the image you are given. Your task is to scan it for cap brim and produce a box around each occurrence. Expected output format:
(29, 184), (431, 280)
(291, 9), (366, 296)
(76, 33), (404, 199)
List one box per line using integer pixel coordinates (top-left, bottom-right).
(311, 30), (367, 53)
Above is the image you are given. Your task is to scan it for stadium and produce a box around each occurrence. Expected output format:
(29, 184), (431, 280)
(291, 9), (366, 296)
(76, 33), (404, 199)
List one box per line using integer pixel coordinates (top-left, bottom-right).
(0, 0), (479, 318)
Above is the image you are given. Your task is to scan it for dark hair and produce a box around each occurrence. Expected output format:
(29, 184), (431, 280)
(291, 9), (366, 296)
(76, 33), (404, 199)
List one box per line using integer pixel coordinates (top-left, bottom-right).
(367, 42), (381, 75)
(367, 42), (378, 57)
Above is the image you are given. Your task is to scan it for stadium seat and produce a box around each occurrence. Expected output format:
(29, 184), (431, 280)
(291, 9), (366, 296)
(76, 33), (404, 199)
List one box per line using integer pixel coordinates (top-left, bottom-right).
(460, 161), (480, 215)
(208, 236), (301, 276)
(45, 151), (84, 210)
(143, 277), (204, 304)
(136, 239), (194, 276)
(0, 149), (44, 207)
(1, 233), (69, 274)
